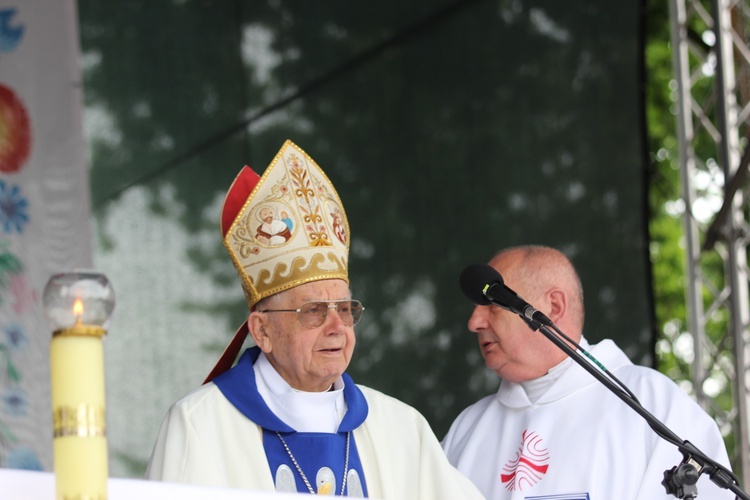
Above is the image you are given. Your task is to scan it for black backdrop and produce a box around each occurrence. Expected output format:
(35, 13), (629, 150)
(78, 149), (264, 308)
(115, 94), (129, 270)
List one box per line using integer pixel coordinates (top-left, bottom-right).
(78, 0), (651, 473)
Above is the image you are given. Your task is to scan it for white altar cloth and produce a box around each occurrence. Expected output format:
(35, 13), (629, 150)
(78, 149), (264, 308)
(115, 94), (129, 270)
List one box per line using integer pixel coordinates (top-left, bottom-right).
(0, 468), (309, 499)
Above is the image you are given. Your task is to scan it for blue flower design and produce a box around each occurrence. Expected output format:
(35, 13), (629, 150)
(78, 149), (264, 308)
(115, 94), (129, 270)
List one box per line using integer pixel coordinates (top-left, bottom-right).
(2, 322), (26, 352)
(0, 10), (25, 53)
(0, 181), (29, 234)
(5, 446), (43, 470)
(1, 386), (27, 416)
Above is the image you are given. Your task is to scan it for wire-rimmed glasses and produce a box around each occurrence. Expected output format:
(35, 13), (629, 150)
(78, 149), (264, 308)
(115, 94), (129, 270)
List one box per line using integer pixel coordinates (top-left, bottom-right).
(258, 299), (365, 328)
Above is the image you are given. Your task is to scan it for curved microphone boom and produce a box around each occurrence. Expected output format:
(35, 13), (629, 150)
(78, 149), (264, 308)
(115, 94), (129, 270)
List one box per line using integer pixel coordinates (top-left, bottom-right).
(459, 263), (553, 327)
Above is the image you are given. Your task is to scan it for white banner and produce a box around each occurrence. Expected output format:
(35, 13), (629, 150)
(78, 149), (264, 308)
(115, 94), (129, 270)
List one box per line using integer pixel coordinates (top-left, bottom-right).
(0, 0), (91, 471)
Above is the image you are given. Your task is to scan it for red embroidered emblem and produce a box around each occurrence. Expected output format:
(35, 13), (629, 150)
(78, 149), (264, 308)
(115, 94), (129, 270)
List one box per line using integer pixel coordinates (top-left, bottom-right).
(500, 429), (550, 491)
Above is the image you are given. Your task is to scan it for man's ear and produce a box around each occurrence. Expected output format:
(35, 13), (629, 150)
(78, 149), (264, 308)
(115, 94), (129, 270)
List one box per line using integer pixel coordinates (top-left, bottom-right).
(249, 312), (272, 353)
(547, 288), (567, 323)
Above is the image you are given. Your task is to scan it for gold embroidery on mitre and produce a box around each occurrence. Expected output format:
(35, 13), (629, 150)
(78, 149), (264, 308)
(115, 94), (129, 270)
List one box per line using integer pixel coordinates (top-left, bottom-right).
(223, 140), (350, 308)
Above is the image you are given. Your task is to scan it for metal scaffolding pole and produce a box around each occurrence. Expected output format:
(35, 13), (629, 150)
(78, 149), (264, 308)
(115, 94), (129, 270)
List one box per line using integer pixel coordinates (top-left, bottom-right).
(669, 0), (750, 484)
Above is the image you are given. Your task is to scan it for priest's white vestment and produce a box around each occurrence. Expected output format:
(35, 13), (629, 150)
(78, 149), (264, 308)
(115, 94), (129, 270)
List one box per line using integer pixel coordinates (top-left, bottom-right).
(442, 339), (735, 500)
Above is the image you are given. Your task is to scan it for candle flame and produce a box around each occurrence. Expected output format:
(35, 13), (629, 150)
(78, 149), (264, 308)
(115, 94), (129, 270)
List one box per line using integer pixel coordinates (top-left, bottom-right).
(73, 299), (84, 323)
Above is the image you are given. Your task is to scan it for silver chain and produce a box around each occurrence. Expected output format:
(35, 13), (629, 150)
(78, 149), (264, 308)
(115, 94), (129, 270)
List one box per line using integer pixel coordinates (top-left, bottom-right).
(276, 431), (350, 495)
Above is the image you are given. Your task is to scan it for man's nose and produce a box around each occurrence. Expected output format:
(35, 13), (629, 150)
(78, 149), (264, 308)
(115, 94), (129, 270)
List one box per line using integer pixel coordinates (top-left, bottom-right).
(467, 305), (490, 333)
(323, 304), (347, 329)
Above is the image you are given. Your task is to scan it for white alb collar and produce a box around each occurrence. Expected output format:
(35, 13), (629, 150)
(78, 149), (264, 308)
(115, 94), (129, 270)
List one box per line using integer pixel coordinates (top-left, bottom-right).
(520, 337), (590, 403)
(254, 352), (347, 433)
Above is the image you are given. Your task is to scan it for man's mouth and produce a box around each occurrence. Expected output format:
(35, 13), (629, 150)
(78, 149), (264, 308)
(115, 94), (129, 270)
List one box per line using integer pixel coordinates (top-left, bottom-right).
(319, 347), (342, 353)
(480, 338), (497, 351)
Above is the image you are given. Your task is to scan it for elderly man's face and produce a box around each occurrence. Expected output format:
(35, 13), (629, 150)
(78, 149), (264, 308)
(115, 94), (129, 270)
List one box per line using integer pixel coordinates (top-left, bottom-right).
(467, 251), (561, 382)
(255, 279), (356, 392)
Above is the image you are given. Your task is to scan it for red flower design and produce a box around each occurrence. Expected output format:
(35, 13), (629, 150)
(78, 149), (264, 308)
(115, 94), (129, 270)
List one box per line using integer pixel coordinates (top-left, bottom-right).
(0, 84), (31, 174)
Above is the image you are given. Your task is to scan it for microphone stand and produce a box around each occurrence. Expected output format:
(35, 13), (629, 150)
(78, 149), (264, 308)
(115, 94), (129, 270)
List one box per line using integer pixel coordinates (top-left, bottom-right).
(522, 316), (749, 500)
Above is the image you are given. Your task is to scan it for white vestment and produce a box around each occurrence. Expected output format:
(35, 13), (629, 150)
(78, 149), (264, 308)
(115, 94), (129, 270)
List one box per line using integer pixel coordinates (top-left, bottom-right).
(441, 339), (736, 500)
(147, 348), (483, 499)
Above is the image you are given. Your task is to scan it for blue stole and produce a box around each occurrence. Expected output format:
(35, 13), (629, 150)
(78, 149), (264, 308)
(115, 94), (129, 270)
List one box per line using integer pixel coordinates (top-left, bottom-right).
(214, 347), (370, 496)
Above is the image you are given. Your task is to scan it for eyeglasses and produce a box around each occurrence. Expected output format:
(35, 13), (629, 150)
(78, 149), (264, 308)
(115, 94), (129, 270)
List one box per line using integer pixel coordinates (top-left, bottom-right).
(258, 300), (365, 329)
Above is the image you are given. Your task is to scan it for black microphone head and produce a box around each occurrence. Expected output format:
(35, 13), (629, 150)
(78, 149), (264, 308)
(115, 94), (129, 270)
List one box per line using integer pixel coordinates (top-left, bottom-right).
(459, 263), (503, 306)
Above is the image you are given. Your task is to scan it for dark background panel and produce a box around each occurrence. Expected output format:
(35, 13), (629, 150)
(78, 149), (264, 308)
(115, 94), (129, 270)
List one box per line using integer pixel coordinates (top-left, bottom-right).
(79, 0), (649, 439)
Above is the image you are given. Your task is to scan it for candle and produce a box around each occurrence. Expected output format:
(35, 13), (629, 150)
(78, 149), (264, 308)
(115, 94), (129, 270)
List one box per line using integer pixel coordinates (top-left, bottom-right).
(50, 328), (107, 499)
(43, 272), (114, 500)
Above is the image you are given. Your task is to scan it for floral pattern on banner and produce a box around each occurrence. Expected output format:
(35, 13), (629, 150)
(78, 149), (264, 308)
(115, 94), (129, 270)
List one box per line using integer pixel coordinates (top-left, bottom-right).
(0, 238), (42, 470)
(0, 180), (29, 234)
(0, 3), (88, 473)
(0, 7), (42, 468)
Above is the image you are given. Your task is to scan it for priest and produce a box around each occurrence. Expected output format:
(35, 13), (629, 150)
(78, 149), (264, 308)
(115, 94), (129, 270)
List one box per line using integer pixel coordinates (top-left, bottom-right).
(146, 140), (483, 499)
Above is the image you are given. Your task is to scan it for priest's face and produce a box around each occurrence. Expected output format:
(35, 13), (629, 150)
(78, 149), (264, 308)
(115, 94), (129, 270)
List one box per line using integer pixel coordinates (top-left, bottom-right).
(251, 279), (356, 392)
(467, 251), (564, 382)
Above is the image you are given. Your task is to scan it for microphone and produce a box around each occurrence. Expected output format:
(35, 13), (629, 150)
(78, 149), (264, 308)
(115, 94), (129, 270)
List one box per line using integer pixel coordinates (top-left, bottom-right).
(459, 263), (553, 327)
